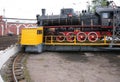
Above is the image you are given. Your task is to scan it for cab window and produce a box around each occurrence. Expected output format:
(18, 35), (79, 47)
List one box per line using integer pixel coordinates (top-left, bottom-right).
(102, 13), (109, 18)
(37, 30), (42, 34)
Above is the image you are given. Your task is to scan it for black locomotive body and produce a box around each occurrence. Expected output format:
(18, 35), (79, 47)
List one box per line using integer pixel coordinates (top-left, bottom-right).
(36, 3), (120, 43)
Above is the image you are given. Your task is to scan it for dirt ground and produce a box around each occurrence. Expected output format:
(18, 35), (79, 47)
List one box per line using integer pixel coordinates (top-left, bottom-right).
(27, 52), (120, 82)
(0, 35), (18, 50)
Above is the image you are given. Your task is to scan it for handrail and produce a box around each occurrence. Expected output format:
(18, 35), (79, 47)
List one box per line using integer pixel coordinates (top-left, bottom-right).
(43, 35), (118, 46)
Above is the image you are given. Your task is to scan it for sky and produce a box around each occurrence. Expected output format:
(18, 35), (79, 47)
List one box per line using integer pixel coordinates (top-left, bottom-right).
(0, 0), (120, 19)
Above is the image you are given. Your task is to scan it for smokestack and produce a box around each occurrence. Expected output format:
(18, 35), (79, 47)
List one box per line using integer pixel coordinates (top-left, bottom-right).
(42, 9), (46, 16)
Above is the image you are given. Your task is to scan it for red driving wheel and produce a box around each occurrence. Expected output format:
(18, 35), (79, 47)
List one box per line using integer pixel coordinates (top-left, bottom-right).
(66, 32), (74, 42)
(77, 32), (87, 42)
(56, 32), (65, 42)
(88, 32), (98, 42)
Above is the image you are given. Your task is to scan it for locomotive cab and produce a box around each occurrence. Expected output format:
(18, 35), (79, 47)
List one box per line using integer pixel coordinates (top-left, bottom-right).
(101, 11), (113, 26)
(96, 7), (114, 26)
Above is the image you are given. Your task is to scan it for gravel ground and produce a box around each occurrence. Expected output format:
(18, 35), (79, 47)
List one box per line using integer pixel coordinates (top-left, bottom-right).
(27, 52), (120, 82)
(0, 35), (18, 50)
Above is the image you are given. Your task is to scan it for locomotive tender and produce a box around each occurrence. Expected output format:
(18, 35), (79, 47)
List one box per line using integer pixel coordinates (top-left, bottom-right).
(20, 2), (120, 53)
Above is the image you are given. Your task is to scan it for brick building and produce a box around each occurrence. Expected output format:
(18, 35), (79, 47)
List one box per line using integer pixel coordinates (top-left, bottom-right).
(0, 16), (36, 36)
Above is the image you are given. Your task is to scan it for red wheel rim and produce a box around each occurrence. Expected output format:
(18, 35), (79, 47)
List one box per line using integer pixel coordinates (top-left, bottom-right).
(77, 32), (87, 42)
(88, 32), (98, 42)
(56, 32), (65, 42)
(66, 32), (74, 42)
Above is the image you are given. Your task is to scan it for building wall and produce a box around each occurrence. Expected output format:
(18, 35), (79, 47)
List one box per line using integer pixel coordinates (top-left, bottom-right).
(0, 16), (36, 36)
(0, 27), (2, 35)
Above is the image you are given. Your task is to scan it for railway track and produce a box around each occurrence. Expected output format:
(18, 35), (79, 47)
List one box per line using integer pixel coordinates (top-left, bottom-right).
(6, 53), (26, 82)
(12, 53), (25, 82)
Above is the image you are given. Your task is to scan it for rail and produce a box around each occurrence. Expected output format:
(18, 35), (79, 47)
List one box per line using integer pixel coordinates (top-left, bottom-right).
(12, 55), (19, 82)
(12, 53), (25, 82)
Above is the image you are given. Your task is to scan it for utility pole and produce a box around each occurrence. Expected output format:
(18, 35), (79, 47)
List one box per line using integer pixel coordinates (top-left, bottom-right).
(3, 9), (5, 18)
(3, 9), (8, 35)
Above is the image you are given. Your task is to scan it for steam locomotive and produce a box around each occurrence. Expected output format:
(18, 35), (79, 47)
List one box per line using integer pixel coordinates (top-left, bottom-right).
(20, 1), (120, 52)
(36, 2), (120, 43)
